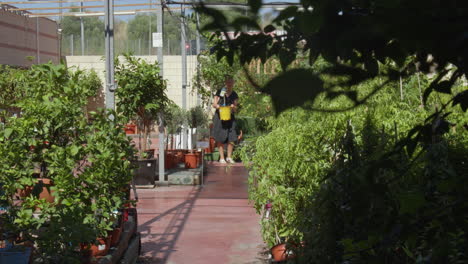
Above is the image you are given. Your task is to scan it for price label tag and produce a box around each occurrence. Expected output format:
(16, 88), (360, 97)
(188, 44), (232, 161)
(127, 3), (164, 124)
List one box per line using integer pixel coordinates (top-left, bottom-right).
(152, 32), (163, 48)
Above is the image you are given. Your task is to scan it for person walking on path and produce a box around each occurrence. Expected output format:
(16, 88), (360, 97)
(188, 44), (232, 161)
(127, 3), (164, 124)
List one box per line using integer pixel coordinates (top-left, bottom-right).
(212, 75), (239, 164)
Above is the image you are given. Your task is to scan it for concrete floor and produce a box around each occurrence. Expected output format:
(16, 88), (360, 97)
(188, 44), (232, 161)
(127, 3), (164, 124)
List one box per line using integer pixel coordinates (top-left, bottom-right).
(135, 162), (267, 264)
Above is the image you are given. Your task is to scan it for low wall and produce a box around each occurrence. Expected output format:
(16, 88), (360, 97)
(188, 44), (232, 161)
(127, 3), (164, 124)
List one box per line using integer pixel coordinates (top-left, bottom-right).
(65, 55), (200, 110)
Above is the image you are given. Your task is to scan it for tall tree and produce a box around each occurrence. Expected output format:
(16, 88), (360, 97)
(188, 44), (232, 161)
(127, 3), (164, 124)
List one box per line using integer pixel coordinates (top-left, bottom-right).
(60, 7), (105, 54)
(127, 12), (198, 55)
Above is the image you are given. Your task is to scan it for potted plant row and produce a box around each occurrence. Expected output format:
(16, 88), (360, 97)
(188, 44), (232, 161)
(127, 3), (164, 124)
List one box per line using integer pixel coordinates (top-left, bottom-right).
(115, 54), (171, 185)
(0, 63), (136, 263)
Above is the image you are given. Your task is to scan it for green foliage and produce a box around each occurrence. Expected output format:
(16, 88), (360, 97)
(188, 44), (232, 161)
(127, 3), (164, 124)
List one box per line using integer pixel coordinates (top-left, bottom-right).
(0, 63), (134, 262)
(115, 54), (171, 154)
(196, 0), (468, 137)
(115, 54), (170, 122)
(164, 104), (188, 135)
(198, 2), (468, 261)
(61, 7), (105, 55)
(188, 105), (208, 129)
(193, 53), (241, 104)
(235, 116), (267, 137)
(0, 66), (24, 121)
(242, 76), (468, 262)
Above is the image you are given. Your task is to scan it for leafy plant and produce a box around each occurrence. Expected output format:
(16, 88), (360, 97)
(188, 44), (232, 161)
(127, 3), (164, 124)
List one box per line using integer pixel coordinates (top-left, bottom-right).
(115, 54), (171, 157)
(0, 63), (135, 263)
(188, 106), (208, 149)
(164, 104), (188, 149)
(241, 76), (468, 262)
(0, 66), (25, 122)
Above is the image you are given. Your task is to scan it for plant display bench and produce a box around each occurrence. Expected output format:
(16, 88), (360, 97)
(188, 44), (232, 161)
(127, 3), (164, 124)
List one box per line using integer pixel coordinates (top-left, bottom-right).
(95, 208), (141, 264)
(163, 165), (204, 185)
(132, 159), (157, 187)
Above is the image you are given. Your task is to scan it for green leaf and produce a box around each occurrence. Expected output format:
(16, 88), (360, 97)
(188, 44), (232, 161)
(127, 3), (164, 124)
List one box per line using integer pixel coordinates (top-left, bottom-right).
(70, 145), (79, 156)
(364, 58), (379, 76)
(264, 25), (275, 33)
(433, 80), (453, 94)
(398, 192), (426, 214)
(452, 90), (468, 112)
(262, 69), (324, 115)
(273, 6), (298, 24)
(279, 48), (296, 71)
(248, 0), (262, 14)
(4, 128), (13, 138)
(231, 17), (260, 31)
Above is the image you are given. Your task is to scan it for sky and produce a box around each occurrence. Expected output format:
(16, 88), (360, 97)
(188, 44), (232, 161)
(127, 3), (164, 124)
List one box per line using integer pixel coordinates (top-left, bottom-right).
(0, 0), (299, 22)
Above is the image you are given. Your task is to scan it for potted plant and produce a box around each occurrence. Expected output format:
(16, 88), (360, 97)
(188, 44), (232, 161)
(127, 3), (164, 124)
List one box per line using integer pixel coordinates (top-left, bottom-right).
(124, 123), (137, 135)
(188, 106), (208, 150)
(185, 106), (208, 167)
(164, 104), (190, 168)
(0, 63), (135, 262)
(115, 54), (172, 185)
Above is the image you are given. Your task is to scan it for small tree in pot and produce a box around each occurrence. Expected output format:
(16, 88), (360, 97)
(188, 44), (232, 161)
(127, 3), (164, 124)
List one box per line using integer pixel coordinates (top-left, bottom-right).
(165, 104), (188, 150)
(188, 106), (208, 150)
(115, 54), (171, 157)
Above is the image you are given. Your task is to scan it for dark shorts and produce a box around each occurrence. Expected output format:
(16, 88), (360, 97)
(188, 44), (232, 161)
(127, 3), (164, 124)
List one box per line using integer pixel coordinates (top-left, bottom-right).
(213, 112), (238, 144)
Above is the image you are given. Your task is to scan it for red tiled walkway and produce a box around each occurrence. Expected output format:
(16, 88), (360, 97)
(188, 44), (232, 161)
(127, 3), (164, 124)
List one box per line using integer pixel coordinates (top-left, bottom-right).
(135, 163), (266, 264)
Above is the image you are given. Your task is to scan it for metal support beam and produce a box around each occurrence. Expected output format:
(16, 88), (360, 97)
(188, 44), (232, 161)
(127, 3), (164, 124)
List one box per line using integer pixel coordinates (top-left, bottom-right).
(36, 17), (40, 64)
(28, 9), (168, 17)
(157, 0), (165, 182)
(80, 1), (85, 55)
(104, 0), (115, 115)
(195, 10), (201, 106)
(9, 2), (161, 11)
(181, 5), (188, 149)
(70, 34), (74, 55)
(148, 0), (152, 55)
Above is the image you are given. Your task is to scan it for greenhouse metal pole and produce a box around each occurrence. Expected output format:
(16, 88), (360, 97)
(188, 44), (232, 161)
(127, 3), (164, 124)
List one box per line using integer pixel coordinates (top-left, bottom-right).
(195, 10), (201, 106)
(70, 34), (74, 55)
(181, 5), (188, 149)
(104, 0), (115, 113)
(36, 17), (40, 64)
(157, 0), (165, 183)
(148, 0), (152, 55)
(80, 1), (84, 55)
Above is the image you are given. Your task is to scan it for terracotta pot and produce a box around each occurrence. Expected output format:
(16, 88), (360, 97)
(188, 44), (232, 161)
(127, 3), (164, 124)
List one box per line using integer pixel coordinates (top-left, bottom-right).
(271, 243), (294, 262)
(165, 153), (175, 169)
(184, 153), (198, 169)
(124, 124), (137, 134)
(17, 178), (54, 203)
(175, 150), (185, 164)
(209, 137), (216, 152)
(81, 236), (111, 257)
(110, 227), (122, 247)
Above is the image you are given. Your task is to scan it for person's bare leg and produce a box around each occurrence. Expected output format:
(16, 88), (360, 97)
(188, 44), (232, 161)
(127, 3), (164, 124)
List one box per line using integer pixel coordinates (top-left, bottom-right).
(218, 142), (225, 161)
(227, 143), (234, 160)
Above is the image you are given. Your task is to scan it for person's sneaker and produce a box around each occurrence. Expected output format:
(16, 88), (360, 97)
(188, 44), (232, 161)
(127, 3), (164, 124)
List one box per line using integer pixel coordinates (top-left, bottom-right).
(219, 159), (227, 164)
(226, 158), (235, 164)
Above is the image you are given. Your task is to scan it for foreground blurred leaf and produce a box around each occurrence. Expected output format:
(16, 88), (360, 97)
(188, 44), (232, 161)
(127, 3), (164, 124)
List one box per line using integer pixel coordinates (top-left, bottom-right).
(262, 69), (324, 114)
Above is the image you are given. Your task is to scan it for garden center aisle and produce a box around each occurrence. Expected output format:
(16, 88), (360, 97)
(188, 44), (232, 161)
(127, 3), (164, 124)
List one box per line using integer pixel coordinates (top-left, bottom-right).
(135, 163), (266, 264)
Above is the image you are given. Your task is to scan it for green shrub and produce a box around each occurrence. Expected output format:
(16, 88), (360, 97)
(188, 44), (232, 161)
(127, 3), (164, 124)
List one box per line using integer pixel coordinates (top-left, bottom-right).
(244, 76), (468, 262)
(0, 63), (135, 263)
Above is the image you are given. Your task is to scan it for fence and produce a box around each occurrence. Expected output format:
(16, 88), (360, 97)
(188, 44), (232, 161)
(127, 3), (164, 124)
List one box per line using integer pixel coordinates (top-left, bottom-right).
(61, 34), (205, 56)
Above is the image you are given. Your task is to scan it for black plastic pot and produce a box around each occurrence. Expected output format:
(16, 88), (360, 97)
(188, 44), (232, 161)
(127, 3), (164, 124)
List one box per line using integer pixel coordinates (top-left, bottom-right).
(132, 159), (157, 185)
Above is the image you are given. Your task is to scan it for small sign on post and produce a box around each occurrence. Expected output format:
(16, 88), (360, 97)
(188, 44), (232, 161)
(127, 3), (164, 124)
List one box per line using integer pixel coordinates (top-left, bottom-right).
(152, 32), (163, 48)
(196, 141), (209, 149)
